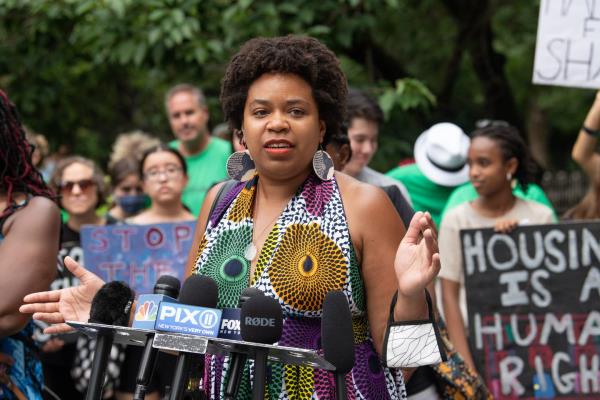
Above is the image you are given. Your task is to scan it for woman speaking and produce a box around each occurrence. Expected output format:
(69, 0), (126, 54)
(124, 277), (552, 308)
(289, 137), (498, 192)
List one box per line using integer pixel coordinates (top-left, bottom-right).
(21, 36), (440, 399)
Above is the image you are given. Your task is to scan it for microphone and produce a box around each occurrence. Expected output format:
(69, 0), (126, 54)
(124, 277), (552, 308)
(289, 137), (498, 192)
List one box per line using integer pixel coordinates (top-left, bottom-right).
(153, 274), (181, 297)
(224, 287), (264, 400)
(86, 281), (135, 400)
(169, 275), (219, 400)
(133, 275), (181, 400)
(322, 291), (355, 400)
(240, 295), (283, 400)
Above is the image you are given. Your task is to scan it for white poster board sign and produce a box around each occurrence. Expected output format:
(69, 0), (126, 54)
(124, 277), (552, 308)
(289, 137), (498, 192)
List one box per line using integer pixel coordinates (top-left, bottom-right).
(533, 0), (600, 89)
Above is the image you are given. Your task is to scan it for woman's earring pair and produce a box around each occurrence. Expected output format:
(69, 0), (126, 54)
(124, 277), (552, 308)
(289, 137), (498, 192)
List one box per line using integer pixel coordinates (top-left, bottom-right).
(226, 132), (334, 181)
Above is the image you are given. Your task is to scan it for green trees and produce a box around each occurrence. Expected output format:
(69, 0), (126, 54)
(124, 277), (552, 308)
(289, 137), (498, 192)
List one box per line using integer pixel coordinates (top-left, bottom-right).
(0, 0), (592, 170)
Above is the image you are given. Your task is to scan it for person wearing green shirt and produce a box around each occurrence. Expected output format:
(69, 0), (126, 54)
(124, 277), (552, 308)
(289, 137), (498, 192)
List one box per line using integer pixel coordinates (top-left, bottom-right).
(386, 122), (470, 227)
(440, 181), (557, 222)
(165, 84), (232, 215)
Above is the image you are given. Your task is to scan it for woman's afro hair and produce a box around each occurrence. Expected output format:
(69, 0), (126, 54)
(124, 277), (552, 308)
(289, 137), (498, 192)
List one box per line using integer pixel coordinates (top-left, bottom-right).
(220, 35), (348, 146)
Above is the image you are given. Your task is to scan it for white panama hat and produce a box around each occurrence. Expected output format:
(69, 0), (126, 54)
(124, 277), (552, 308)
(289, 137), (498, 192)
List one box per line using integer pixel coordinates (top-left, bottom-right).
(414, 122), (470, 187)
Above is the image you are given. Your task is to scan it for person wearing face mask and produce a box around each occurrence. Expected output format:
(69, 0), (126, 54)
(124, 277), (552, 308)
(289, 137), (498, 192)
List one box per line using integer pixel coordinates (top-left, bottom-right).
(106, 158), (147, 224)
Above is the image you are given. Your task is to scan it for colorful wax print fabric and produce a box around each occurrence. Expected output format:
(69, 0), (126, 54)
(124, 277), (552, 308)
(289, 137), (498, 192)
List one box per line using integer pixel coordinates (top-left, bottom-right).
(193, 174), (408, 399)
(0, 322), (43, 400)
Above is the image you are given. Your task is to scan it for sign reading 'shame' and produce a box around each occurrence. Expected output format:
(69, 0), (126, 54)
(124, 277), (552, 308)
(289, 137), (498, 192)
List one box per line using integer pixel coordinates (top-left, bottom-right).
(533, 0), (600, 89)
(461, 222), (600, 399)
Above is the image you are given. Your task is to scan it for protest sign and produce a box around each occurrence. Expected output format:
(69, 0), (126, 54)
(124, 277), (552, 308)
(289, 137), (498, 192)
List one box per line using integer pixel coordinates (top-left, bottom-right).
(461, 221), (600, 399)
(533, 0), (600, 89)
(81, 221), (195, 294)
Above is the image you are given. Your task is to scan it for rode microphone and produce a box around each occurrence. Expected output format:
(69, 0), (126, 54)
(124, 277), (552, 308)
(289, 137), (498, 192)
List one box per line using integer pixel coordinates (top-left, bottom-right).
(169, 275), (219, 400)
(86, 281), (135, 400)
(133, 275), (181, 400)
(224, 287), (264, 400)
(240, 295), (283, 400)
(322, 291), (354, 400)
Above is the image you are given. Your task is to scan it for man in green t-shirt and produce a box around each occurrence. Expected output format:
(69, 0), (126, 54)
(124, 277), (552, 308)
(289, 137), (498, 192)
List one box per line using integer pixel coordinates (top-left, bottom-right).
(386, 123), (470, 228)
(165, 84), (232, 216)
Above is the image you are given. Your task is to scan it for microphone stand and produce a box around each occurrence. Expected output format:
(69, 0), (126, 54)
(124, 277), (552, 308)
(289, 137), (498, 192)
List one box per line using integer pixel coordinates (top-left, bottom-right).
(335, 373), (347, 400)
(86, 331), (115, 400)
(133, 335), (158, 400)
(252, 349), (268, 400)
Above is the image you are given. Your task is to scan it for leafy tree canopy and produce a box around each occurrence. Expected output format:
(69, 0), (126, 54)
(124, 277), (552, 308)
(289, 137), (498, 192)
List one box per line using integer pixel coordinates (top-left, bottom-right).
(0, 0), (593, 171)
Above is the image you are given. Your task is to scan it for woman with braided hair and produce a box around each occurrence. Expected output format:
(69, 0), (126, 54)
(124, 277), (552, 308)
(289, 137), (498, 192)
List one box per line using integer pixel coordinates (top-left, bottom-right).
(0, 90), (60, 399)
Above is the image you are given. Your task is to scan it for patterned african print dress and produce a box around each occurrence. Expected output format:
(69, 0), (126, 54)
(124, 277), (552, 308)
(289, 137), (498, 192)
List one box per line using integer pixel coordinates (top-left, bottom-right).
(193, 173), (407, 399)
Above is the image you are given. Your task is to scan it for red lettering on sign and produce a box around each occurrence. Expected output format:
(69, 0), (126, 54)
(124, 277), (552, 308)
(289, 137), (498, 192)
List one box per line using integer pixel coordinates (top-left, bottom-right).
(145, 227), (164, 249)
(90, 228), (108, 252)
(174, 225), (192, 253)
(113, 227), (137, 252)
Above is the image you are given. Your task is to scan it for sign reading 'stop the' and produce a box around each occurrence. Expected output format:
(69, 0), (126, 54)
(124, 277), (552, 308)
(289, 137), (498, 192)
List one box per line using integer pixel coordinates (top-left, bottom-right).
(81, 221), (196, 295)
(533, 0), (600, 89)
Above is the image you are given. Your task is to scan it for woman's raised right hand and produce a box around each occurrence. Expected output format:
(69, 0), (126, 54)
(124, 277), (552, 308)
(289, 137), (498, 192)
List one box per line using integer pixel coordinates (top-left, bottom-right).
(19, 256), (105, 334)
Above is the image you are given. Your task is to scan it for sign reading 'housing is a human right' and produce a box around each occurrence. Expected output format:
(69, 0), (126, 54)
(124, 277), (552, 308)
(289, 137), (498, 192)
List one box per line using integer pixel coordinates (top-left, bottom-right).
(461, 221), (600, 399)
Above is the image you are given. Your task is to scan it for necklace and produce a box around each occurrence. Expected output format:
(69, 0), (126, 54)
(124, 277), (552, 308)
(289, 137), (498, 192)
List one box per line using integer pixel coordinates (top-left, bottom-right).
(244, 186), (291, 261)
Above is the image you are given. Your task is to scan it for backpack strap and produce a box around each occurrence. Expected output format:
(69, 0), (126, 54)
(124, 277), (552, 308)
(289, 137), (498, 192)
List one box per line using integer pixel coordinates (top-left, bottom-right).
(208, 179), (238, 221)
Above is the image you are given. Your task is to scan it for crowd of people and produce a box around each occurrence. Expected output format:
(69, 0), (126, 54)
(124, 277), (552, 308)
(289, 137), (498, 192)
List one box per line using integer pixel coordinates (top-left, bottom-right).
(0, 34), (598, 400)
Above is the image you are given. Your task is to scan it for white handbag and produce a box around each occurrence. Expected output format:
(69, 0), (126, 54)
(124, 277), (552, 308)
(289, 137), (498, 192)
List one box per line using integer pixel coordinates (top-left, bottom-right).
(382, 290), (447, 368)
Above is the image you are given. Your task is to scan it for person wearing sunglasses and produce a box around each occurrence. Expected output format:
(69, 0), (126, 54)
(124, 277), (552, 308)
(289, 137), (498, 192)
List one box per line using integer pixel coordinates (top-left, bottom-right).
(48, 157), (125, 399)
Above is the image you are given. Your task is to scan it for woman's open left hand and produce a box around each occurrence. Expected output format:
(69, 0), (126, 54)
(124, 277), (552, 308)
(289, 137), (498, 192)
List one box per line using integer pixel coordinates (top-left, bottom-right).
(394, 211), (441, 298)
(19, 256), (104, 334)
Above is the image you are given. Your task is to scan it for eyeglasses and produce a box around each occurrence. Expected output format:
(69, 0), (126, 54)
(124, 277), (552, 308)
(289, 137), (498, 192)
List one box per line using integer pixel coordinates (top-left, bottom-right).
(143, 166), (183, 181)
(59, 179), (96, 194)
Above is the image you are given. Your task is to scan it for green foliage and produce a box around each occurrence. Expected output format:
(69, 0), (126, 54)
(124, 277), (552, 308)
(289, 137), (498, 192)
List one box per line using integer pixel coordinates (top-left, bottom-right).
(0, 0), (592, 171)
(379, 78), (436, 119)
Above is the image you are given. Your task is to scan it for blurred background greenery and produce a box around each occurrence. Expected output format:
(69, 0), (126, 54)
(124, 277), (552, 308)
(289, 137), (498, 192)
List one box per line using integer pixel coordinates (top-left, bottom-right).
(0, 0), (594, 171)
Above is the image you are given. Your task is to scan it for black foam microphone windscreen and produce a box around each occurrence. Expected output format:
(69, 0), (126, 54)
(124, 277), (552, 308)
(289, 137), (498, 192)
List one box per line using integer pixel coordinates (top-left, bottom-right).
(153, 274), (181, 298)
(239, 286), (263, 306)
(86, 281), (134, 400)
(89, 281), (134, 326)
(240, 295), (283, 344)
(322, 290), (354, 400)
(240, 295), (283, 400)
(178, 274), (219, 307)
(322, 290), (355, 374)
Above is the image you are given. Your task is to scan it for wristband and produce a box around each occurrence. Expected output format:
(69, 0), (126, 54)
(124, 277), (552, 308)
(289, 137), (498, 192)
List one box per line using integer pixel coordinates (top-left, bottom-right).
(582, 125), (600, 137)
(382, 289), (447, 368)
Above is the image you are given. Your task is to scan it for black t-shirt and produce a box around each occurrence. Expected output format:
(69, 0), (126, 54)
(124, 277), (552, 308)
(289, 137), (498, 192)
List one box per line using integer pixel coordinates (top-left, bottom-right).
(39, 223), (81, 367)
